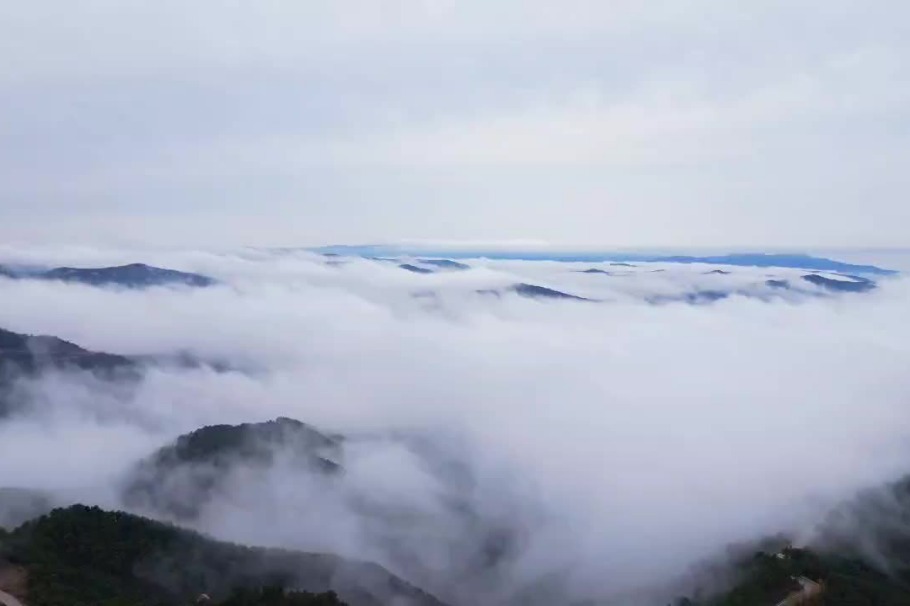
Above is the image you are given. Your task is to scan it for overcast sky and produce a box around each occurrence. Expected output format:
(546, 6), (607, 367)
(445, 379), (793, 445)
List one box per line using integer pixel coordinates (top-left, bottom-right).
(2, 1), (908, 248)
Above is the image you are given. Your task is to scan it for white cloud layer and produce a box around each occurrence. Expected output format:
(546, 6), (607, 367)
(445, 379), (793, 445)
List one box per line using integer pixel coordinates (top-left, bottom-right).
(1, 248), (910, 603)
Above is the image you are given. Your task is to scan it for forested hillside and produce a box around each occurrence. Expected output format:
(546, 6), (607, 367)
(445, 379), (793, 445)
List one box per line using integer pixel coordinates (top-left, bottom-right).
(0, 506), (446, 606)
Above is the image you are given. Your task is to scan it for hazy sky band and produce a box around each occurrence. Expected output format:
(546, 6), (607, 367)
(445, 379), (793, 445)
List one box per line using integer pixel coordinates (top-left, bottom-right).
(1, 1), (908, 246)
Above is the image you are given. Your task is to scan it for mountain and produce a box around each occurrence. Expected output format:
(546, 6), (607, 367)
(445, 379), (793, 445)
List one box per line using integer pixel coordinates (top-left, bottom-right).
(122, 418), (343, 520)
(411, 269), (877, 309)
(399, 260), (470, 274)
(312, 247), (896, 275)
(801, 273), (876, 293)
(641, 272), (881, 306)
(510, 284), (589, 300)
(675, 545), (910, 605)
(477, 284), (590, 301)
(416, 260), (470, 271)
(0, 327), (137, 416)
(673, 473), (910, 605)
(646, 290), (730, 305)
(652, 254), (895, 276)
(399, 263), (434, 274)
(31, 414), (910, 605)
(0, 263), (216, 288)
(811, 474), (910, 574)
(119, 420), (532, 605)
(0, 327), (133, 375)
(0, 327), (252, 418)
(0, 327), (235, 378)
(41, 263), (216, 288)
(216, 587), (346, 605)
(649, 273), (879, 305)
(0, 505), (447, 606)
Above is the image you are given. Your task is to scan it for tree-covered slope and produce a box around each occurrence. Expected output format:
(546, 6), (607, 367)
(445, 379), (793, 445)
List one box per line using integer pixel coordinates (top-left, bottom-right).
(1, 505), (447, 606)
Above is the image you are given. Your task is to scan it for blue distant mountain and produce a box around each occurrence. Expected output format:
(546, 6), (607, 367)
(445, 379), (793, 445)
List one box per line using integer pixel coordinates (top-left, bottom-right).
(439, 271), (879, 307)
(313, 246), (896, 276)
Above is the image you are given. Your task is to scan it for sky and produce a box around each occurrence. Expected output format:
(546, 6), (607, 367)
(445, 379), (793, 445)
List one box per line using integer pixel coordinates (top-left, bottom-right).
(1, 1), (908, 248)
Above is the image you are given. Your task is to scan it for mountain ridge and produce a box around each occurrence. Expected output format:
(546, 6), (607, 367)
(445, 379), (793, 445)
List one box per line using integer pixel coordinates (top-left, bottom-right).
(0, 262), (216, 288)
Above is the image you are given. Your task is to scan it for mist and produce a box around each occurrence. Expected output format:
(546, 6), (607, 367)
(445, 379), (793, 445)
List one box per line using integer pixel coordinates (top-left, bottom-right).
(2, 247), (910, 604)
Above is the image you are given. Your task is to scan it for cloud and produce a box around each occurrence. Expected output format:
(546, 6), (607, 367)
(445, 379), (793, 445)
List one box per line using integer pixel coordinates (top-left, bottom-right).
(2, 248), (910, 603)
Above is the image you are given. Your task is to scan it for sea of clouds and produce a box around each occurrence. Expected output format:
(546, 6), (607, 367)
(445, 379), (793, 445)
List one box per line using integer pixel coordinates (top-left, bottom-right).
(1, 245), (910, 605)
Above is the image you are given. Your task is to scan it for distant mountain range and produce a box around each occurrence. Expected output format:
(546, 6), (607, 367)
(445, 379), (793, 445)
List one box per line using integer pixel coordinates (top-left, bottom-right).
(0, 262), (216, 288)
(313, 247), (897, 276)
(314, 248), (889, 305)
(644, 274), (877, 305)
(419, 272), (879, 305)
